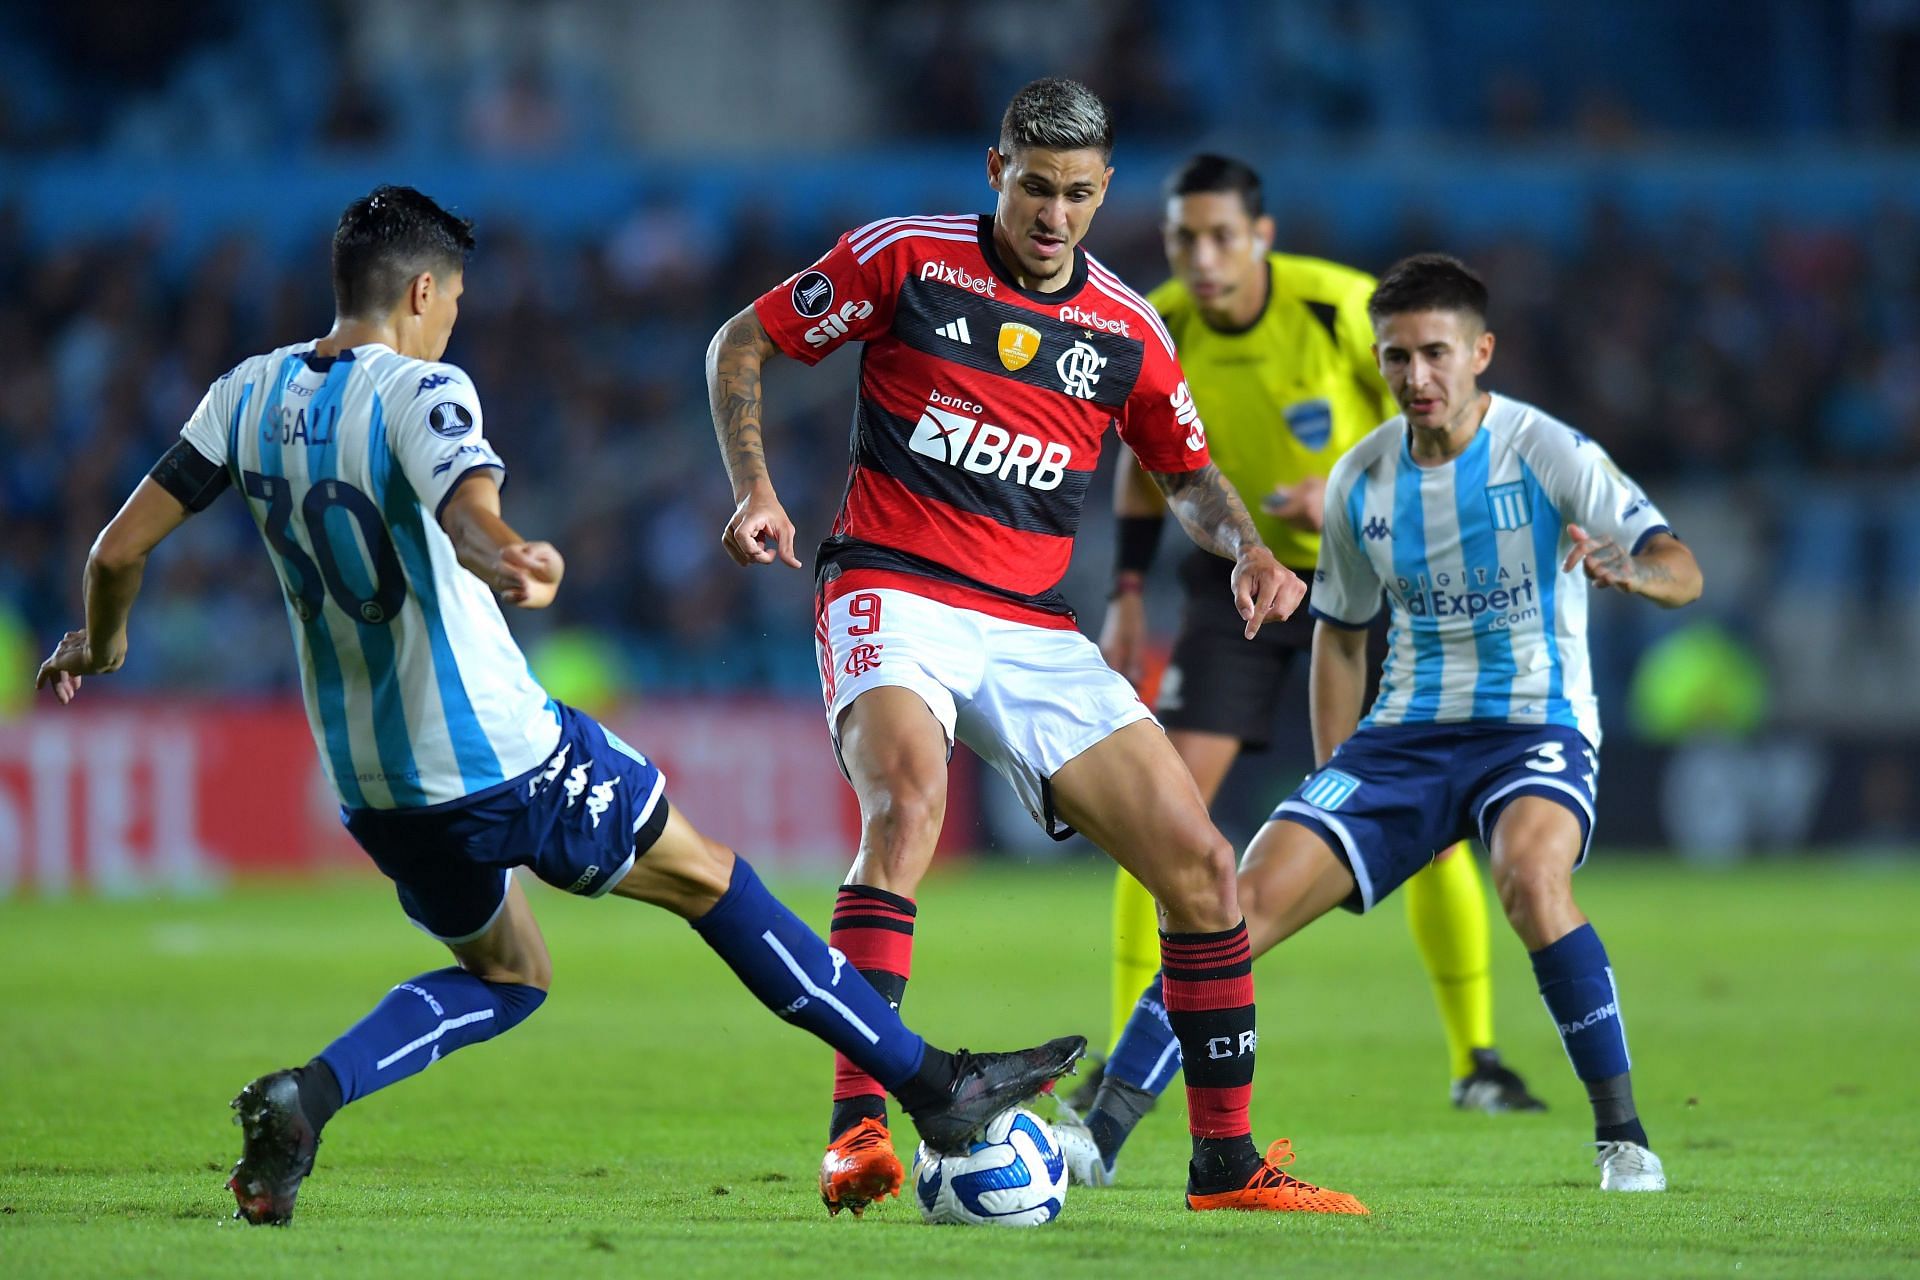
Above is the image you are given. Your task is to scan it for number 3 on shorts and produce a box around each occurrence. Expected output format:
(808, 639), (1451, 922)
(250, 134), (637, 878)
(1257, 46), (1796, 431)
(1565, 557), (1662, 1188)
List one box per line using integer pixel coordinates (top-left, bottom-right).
(847, 592), (882, 637)
(1525, 740), (1567, 773)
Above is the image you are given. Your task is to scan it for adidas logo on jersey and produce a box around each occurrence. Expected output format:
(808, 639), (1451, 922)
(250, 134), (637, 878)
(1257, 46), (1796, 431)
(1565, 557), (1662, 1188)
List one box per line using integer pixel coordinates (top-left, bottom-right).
(909, 392), (1071, 491)
(935, 317), (973, 344)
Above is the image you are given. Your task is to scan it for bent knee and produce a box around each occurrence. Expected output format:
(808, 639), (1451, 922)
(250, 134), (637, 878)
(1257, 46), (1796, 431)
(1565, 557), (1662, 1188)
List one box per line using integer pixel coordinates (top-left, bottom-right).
(857, 776), (946, 864)
(1493, 857), (1571, 923)
(1150, 830), (1240, 930)
(465, 940), (553, 992)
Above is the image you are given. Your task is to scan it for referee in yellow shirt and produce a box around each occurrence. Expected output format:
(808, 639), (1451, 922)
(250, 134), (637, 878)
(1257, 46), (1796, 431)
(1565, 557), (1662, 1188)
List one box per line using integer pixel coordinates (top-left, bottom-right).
(1079, 154), (1543, 1129)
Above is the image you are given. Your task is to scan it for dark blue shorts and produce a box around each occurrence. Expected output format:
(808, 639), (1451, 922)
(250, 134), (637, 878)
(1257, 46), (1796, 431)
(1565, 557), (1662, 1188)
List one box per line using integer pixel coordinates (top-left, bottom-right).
(342, 703), (672, 942)
(1272, 721), (1598, 914)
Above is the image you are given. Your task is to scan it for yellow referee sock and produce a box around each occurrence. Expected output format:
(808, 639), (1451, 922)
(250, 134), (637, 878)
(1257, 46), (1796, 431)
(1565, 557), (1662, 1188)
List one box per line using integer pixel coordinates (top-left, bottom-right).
(1110, 865), (1161, 1051)
(1405, 842), (1494, 1081)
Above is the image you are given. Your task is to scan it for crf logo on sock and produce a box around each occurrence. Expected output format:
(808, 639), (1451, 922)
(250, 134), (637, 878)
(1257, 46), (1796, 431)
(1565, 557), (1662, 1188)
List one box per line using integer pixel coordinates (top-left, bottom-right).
(1559, 1001), (1619, 1036)
(1206, 1030), (1258, 1059)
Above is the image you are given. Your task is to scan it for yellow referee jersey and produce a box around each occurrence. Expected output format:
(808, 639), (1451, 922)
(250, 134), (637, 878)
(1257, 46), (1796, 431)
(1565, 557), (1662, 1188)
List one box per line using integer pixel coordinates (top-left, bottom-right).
(1149, 253), (1395, 570)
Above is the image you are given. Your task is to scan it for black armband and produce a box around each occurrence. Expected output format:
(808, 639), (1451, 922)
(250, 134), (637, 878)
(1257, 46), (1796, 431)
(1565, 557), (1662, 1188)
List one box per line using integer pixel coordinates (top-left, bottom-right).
(1115, 514), (1164, 576)
(149, 439), (231, 512)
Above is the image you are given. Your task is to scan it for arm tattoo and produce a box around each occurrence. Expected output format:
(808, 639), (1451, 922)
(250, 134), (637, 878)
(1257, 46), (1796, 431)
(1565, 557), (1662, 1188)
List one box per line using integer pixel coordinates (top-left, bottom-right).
(707, 308), (774, 493)
(1149, 464), (1261, 561)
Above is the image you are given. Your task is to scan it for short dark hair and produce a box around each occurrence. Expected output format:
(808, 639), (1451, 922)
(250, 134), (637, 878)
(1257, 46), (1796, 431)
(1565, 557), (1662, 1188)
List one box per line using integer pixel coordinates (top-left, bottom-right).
(1368, 253), (1489, 326)
(998, 77), (1113, 159)
(1165, 153), (1264, 218)
(331, 185), (475, 317)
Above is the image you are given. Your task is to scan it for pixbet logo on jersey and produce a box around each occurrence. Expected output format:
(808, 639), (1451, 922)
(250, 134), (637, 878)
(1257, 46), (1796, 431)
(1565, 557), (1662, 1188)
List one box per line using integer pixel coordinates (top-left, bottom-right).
(908, 390), (1071, 490)
(805, 299), (876, 348)
(1058, 303), (1129, 337)
(920, 260), (997, 298)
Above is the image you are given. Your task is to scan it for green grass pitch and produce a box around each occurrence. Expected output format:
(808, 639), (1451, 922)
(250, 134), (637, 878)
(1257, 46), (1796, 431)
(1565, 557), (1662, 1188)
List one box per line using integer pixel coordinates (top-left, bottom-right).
(3, 858), (1917, 1278)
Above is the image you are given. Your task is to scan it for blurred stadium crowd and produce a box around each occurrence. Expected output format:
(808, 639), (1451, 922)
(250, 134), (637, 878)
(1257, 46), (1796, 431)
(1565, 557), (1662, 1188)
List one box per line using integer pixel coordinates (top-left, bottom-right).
(3, 0), (1918, 771)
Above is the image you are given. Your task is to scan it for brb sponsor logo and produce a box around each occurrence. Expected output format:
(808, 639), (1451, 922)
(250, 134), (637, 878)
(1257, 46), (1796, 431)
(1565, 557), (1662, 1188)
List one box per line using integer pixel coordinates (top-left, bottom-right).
(804, 299), (875, 348)
(920, 259), (996, 298)
(909, 390), (1072, 490)
(1397, 565), (1539, 630)
(1058, 303), (1129, 337)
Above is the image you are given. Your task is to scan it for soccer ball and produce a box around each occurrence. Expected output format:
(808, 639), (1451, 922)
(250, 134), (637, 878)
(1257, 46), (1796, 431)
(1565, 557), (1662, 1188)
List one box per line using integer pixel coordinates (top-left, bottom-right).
(910, 1107), (1067, 1226)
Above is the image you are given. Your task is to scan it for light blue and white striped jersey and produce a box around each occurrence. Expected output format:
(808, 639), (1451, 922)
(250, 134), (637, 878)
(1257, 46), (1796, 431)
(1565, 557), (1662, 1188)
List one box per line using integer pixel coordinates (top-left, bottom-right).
(1311, 394), (1672, 747)
(180, 342), (560, 808)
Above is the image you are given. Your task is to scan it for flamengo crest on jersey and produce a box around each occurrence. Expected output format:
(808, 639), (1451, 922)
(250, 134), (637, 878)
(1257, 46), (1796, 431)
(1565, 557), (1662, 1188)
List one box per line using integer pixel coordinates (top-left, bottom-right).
(752, 213), (1206, 626)
(1312, 394), (1672, 747)
(177, 342), (561, 808)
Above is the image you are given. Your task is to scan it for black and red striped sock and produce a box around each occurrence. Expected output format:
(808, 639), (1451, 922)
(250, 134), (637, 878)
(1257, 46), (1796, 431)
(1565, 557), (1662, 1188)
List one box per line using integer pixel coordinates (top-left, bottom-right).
(1160, 921), (1262, 1192)
(827, 884), (917, 1140)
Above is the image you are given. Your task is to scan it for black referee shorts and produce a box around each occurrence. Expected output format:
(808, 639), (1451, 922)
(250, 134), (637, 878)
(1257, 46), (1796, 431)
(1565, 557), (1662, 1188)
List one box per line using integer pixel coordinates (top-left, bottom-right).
(1156, 549), (1386, 751)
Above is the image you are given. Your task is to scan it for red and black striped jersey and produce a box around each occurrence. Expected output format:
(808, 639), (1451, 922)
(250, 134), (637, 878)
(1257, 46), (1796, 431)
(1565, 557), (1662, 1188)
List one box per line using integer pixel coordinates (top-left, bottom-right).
(754, 213), (1210, 630)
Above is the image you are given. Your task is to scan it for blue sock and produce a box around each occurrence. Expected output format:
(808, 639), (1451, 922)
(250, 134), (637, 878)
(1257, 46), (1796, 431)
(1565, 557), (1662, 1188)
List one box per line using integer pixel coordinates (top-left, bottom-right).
(1530, 924), (1630, 1081)
(1105, 970), (1182, 1095)
(317, 967), (547, 1106)
(1532, 923), (1648, 1144)
(690, 856), (925, 1090)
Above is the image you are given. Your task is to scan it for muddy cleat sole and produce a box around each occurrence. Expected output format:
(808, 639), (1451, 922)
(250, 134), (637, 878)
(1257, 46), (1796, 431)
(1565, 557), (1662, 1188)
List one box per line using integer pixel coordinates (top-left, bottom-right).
(910, 1036), (1087, 1155)
(819, 1116), (904, 1217)
(1185, 1139), (1369, 1214)
(228, 1070), (319, 1226)
(1451, 1048), (1548, 1114)
(1596, 1141), (1666, 1191)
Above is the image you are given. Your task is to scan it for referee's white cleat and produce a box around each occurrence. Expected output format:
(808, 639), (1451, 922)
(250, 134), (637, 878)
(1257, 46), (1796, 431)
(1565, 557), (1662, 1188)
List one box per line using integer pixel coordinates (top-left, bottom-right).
(1596, 1141), (1667, 1191)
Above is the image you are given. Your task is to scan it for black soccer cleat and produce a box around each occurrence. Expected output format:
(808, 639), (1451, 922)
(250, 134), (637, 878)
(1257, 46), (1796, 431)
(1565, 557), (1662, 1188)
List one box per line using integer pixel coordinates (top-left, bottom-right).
(910, 1035), (1087, 1155)
(1450, 1048), (1548, 1114)
(228, 1069), (320, 1225)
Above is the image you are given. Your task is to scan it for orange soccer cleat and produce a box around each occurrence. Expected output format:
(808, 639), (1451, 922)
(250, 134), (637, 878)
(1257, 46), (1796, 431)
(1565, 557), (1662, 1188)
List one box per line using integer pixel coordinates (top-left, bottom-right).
(819, 1116), (904, 1217)
(1184, 1139), (1370, 1214)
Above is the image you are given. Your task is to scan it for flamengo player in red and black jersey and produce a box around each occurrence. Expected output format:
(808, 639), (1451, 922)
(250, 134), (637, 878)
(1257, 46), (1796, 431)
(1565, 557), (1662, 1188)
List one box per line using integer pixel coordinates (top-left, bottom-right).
(706, 78), (1365, 1217)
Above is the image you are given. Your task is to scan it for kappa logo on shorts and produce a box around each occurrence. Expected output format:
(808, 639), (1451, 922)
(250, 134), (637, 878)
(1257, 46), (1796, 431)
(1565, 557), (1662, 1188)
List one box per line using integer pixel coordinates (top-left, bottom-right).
(843, 642), (884, 676)
(1301, 768), (1361, 811)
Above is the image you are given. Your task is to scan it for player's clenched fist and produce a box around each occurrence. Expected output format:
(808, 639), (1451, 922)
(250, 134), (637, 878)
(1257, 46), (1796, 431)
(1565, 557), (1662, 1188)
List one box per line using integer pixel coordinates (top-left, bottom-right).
(723, 483), (803, 569)
(1230, 547), (1306, 640)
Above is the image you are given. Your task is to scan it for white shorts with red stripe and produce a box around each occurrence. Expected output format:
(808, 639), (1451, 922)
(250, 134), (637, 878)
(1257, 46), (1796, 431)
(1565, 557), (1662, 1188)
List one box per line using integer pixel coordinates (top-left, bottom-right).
(815, 587), (1153, 837)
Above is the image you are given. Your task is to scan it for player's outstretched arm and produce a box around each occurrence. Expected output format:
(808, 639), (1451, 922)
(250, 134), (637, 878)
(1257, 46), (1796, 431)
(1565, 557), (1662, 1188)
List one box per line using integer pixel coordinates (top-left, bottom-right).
(35, 478), (192, 703)
(706, 305), (801, 570)
(1563, 526), (1702, 607)
(1150, 463), (1304, 639)
(440, 474), (564, 609)
(1308, 620), (1370, 766)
